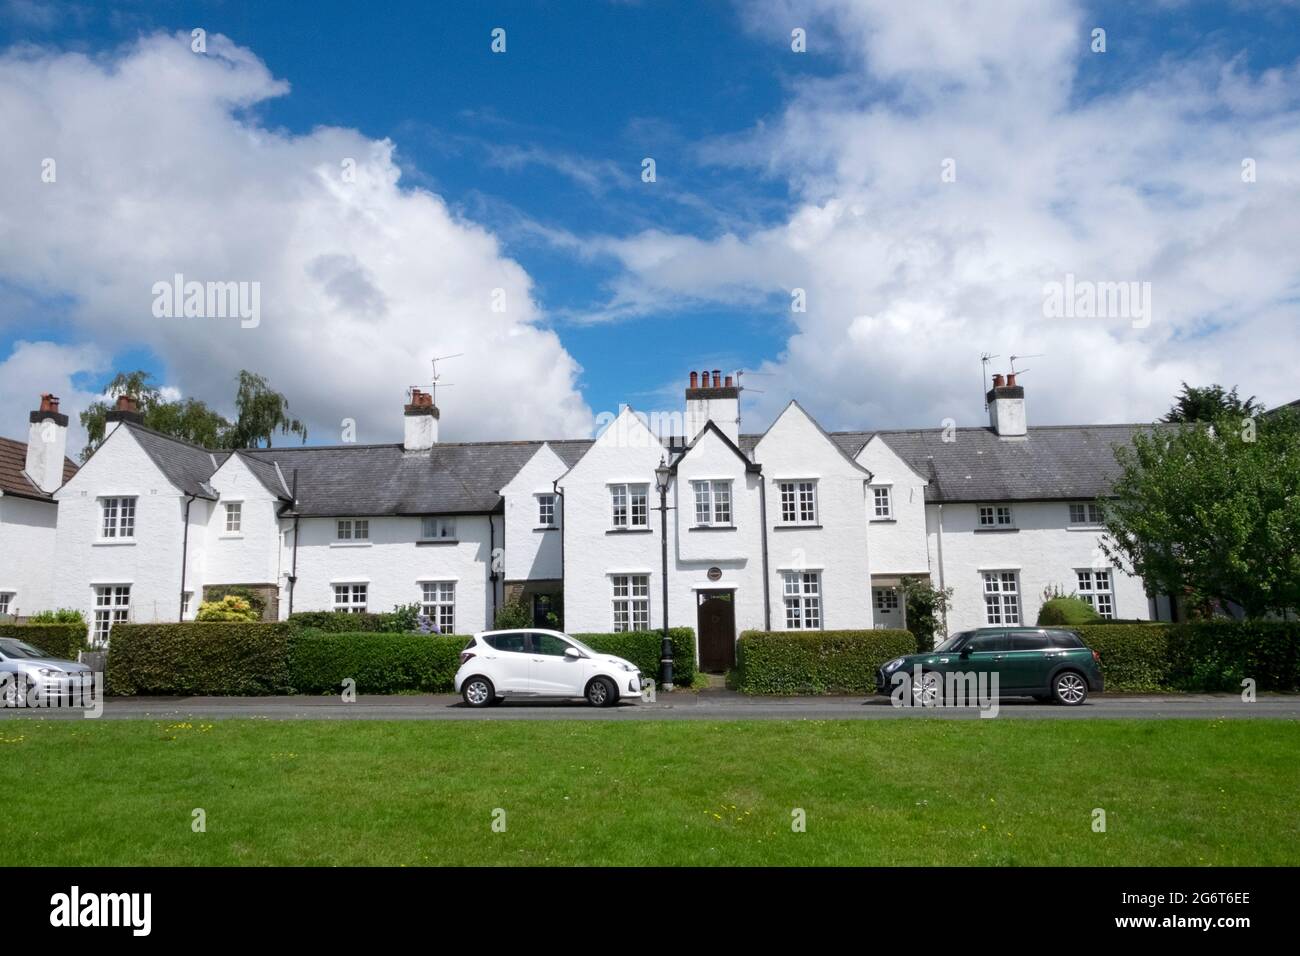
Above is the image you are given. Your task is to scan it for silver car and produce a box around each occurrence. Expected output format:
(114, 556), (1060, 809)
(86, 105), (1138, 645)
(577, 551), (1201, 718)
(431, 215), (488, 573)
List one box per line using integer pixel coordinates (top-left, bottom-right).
(0, 637), (95, 708)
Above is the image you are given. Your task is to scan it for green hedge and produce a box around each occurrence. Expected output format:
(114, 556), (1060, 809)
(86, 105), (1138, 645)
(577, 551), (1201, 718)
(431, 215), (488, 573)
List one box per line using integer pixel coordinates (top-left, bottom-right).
(1073, 623), (1172, 692)
(1165, 620), (1300, 693)
(289, 631), (470, 694)
(572, 628), (697, 685)
(0, 623), (86, 661)
(106, 623), (293, 696)
(734, 629), (915, 695)
(288, 611), (394, 633)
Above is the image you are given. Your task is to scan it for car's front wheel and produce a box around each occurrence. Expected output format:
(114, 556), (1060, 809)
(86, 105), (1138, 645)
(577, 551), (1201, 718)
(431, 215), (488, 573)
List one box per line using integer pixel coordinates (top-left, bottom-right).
(461, 676), (495, 708)
(1052, 671), (1088, 706)
(585, 676), (617, 707)
(912, 670), (943, 707)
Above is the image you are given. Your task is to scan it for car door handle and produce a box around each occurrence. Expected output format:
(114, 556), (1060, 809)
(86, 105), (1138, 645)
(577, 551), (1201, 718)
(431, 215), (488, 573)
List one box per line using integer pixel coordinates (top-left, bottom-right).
(992, 655), (1004, 661)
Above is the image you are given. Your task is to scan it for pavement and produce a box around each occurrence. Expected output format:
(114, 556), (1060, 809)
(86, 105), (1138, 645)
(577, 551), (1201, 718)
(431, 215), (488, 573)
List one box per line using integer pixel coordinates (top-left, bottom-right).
(3, 690), (1298, 721)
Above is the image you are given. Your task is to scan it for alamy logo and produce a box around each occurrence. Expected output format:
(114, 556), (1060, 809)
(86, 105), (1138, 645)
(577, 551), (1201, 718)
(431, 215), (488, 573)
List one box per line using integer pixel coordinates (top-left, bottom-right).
(49, 886), (151, 936)
(152, 273), (260, 328)
(1043, 272), (1151, 329)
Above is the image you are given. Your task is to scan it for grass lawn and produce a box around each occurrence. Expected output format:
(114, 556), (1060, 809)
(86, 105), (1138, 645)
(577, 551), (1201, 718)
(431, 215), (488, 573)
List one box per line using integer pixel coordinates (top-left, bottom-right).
(2, 718), (1295, 866)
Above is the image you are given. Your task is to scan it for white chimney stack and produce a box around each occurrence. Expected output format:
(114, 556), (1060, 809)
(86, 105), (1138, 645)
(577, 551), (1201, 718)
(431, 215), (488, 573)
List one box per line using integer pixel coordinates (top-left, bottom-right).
(404, 388), (439, 451)
(684, 368), (740, 444)
(26, 393), (69, 494)
(987, 373), (1027, 437)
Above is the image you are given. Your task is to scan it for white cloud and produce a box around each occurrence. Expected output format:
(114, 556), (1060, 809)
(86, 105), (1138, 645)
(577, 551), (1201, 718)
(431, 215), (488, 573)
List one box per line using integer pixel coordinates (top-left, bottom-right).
(0, 32), (593, 444)
(0, 341), (107, 454)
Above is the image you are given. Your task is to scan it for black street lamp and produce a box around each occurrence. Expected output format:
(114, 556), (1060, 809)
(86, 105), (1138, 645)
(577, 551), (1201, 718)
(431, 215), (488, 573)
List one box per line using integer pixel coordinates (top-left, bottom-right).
(654, 458), (674, 691)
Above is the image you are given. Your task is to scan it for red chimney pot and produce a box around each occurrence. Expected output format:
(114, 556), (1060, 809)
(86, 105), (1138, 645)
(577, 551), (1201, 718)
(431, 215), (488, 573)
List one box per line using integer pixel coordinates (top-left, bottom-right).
(39, 393), (60, 413)
(689, 371), (699, 388)
(1006, 372), (1017, 387)
(991, 373), (1005, 389)
(724, 375), (733, 387)
(712, 369), (721, 387)
(116, 394), (139, 413)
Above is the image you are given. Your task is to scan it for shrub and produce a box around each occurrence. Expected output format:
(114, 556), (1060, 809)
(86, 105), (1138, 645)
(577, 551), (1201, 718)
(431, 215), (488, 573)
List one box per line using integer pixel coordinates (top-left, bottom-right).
(288, 631), (469, 694)
(1038, 596), (1102, 626)
(0, 622), (87, 661)
(195, 595), (261, 622)
(289, 611), (392, 633)
(202, 585), (267, 619)
(106, 623), (293, 696)
(1165, 620), (1300, 693)
(572, 628), (697, 685)
(1073, 623), (1172, 691)
(27, 608), (87, 626)
(495, 600), (532, 630)
(734, 629), (915, 695)
(900, 577), (953, 652)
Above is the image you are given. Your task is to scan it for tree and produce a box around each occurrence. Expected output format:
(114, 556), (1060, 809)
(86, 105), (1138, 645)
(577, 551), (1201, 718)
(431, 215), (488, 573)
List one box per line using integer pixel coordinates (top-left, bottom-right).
(1163, 382), (1263, 423)
(225, 370), (308, 448)
(899, 576), (953, 651)
(1102, 409), (1300, 618)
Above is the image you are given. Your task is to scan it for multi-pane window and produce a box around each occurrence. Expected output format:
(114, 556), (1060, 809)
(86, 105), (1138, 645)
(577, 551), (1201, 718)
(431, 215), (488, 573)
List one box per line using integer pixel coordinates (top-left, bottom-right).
(778, 481), (818, 525)
(873, 588), (899, 612)
(93, 585), (131, 646)
(1076, 570), (1115, 618)
(537, 494), (556, 527)
(872, 486), (893, 519)
(612, 574), (650, 631)
(421, 516), (456, 540)
(1069, 502), (1103, 526)
(783, 572), (822, 629)
(224, 502), (242, 533)
(100, 497), (136, 539)
(420, 582), (456, 632)
(182, 591), (193, 617)
(334, 583), (368, 613)
(0, 592), (13, 617)
(978, 505), (1014, 528)
(610, 484), (649, 529)
(337, 518), (369, 541)
(982, 571), (1021, 625)
(692, 480), (733, 526)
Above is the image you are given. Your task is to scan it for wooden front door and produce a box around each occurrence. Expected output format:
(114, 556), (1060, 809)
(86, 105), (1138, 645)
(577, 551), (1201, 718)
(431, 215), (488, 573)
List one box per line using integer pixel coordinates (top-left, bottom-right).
(697, 591), (736, 672)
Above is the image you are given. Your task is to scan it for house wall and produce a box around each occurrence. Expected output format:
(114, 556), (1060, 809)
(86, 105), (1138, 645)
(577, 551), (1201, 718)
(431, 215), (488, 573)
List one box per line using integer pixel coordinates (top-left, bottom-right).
(857, 436), (931, 576)
(202, 455), (283, 592)
(501, 444), (566, 585)
(0, 494), (59, 617)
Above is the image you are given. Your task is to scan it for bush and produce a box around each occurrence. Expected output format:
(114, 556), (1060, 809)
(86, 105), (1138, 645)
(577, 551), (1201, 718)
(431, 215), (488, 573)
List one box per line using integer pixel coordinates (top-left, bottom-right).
(734, 629), (915, 695)
(1165, 620), (1300, 693)
(195, 595), (261, 622)
(572, 628), (697, 685)
(1038, 596), (1102, 626)
(495, 600), (532, 630)
(0, 622), (87, 661)
(289, 611), (393, 633)
(288, 631), (469, 694)
(1073, 623), (1172, 691)
(202, 585), (267, 619)
(27, 608), (87, 626)
(106, 623), (293, 696)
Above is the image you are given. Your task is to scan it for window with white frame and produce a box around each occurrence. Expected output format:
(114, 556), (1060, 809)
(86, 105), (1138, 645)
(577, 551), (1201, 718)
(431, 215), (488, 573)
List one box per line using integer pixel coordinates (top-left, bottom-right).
(337, 518), (369, 541)
(978, 505), (1014, 528)
(420, 581), (456, 632)
(182, 591), (193, 617)
(420, 516), (457, 541)
(692, 480), (733, 526)
(1068, 501), (1103, 526)
(224, 502), (242, 534)
(100, 496), (137, 539)
(93, 585), (131, 645)
(778, 481), (818, 525)
(982, 571), (1021, 625)
(611, 574), (650, 631)
(610, 484), (649, 529)
(0, 592), (13, 617)
(873, 588), (899, 613)
(1076, 570), (1115, 618)
(537, 494), (557, 528)
(871, 486), (893, 519)
(333, 583), (368, 613)
(783, 572), (822, 629)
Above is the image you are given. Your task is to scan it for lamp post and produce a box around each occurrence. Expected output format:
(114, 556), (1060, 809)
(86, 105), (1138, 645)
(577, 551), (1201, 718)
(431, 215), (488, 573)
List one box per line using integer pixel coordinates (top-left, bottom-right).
(654, 458), (674, 691)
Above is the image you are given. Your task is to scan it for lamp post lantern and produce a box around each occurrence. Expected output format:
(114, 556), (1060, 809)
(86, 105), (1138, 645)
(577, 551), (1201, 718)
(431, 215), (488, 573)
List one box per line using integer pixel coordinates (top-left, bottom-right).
(654, 458), (674, 691)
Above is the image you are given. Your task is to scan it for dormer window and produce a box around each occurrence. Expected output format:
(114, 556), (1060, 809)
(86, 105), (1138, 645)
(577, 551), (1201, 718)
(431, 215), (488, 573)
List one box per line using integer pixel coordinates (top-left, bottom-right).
(610, 483), (649, 529)
(537, 494), (557, 528)
(777, 481), (817, 525)
(692, 480), (733, 527)
(100, 497), (136, 539)
(871, 486), (893, 520)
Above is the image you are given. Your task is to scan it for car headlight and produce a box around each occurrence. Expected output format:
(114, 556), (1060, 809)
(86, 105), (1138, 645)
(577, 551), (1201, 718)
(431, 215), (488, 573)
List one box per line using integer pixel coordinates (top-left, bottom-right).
(37, 668), (65, 677)
(619, 662), (636, 672)
(882, 658), (906, 673)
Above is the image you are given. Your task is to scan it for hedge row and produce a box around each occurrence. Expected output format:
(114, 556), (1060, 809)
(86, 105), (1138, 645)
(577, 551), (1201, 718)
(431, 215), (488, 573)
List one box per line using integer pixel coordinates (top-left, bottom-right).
(734, 629), (915, 695)
(106, 623), (293, 696)
(0, 623), (87, 661)
(289, 631), (468, 693)
(573, 628), (697, 685)
(287, 611), (399, 633)
(1072, 624), (1171, 692)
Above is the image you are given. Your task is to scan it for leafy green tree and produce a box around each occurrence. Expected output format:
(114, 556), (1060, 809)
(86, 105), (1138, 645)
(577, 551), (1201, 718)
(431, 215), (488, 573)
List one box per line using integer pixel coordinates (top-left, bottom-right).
(225, 370), (308, 448)
(1102, 409), (1300, 618)
(899, 576), (953, 651)
(1163, 382), (1263, 423)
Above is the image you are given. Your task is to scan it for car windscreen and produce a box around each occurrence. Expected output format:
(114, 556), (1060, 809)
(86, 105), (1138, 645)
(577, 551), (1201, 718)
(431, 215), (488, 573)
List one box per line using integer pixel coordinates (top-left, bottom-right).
(934, 633), (967, 652)
(0, 639), (50, 659)
(563, 635), (598, 657)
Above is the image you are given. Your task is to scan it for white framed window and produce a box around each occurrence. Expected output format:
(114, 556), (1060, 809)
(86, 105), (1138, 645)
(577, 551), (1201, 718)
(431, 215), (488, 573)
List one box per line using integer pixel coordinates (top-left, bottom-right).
(420, 581), (456, 632)
(1068, 502), (1103, 526)
(100, 496), (137, 539)
(692, 480), (733, 526)
(610, 484), (649, 529)
(1076, 570), (1115, 619)
(0, 592), (13, 617)
(420, 516), (457, 541)
(337, 518), (370, 541)
(982, 571), (1021, 625)
(182, 591), (193, 617)
(873, 588), (899, 612)
(333, 583), (368, 613)
(93, 585), (131, 646)
(871, 486), (893, 519)
(536, 494), (557, 528)
(612, 574), (650, 631)
(778, 481), (818, 525)
(224, 501), (242, 534)
(978, 505), (1014, 528)
(783, 572), (822, 629)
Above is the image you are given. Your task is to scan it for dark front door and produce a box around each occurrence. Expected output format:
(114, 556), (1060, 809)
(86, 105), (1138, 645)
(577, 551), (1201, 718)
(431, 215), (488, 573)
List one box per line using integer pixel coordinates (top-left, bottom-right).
(697, 591), (736, 672)
(531, 593), (554, 628)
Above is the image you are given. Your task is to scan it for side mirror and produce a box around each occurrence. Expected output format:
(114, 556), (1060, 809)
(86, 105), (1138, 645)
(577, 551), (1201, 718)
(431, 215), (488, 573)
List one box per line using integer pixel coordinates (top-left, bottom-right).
(563, 647), (582, 660)
(959, 645), (973, 658)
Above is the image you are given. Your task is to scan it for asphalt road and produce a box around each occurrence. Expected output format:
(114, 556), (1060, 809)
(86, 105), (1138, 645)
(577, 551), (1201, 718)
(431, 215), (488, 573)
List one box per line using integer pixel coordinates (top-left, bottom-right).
(4, 691), (1298, 721)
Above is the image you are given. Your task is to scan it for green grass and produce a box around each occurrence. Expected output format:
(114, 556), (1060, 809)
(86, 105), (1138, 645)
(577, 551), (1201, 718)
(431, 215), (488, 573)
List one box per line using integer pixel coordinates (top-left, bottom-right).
(2, 719), (1295, 866)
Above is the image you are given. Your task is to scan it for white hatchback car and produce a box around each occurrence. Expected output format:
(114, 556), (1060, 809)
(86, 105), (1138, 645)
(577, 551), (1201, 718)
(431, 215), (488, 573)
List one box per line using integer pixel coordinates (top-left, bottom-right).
(454, 629), (646, 707)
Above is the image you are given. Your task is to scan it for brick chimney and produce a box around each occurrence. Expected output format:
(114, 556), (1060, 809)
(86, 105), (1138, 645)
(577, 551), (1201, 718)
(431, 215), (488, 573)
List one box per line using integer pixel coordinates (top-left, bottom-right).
(26, 394), (69, 494)
(404, 387), (439, 451)
(684, 367), (740, 444)
(986, 373), (1026, 437)
(105, 393), (145, 430)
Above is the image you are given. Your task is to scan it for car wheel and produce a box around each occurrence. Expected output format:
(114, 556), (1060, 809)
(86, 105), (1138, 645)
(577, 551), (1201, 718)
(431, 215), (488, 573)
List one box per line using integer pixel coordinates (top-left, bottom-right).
(585, 676), (617, 707)
(1052, 671), (1088, 706)
(912, 670), (943, 707)
(461, 676), (495, 708)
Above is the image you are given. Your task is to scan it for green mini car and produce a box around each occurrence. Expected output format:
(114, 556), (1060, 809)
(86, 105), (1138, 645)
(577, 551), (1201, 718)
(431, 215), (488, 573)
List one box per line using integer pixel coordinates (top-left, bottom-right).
(875, 627), (1104, 706)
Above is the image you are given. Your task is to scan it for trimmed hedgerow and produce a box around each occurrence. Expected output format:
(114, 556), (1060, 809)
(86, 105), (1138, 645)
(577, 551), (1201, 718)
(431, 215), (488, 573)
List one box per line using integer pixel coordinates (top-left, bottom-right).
(0, 622), (87, 661)
(1038, 596), (1102, 626)
(734, 629), (915, 695)
(1073, 623), (1172, 692)
(572, 628), (697, 685)
(288, 631), (470, 694)
(106, 623), (293, 696)
(1164, 620), (1300, 693)
(288, 611), (393, 633)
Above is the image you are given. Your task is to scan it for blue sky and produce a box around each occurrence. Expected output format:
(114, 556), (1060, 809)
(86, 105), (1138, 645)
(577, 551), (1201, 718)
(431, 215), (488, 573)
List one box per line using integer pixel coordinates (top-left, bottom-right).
(2, 0), (1298, 447)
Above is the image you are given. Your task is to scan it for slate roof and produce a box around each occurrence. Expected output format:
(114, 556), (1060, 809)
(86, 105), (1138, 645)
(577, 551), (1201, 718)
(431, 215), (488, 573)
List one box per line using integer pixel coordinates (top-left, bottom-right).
(0, 435), (78, 501)
(126, 426), (223, 499)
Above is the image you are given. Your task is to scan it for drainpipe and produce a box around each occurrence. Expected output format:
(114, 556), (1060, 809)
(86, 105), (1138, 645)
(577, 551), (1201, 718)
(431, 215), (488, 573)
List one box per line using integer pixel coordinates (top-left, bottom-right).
(758, 474), (771, 631)
(553, 477), (565, 615)
(489, 510), (499, 625)
(286, 469), (300, 617)
(178, 494), (197, 621)
(934, 503), (948, 638)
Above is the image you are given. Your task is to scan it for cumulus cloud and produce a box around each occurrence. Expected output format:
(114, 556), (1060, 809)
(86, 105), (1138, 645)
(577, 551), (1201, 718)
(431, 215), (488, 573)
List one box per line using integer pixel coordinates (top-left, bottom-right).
(0, 341), (107, 452)
(0, 32), (593, 444)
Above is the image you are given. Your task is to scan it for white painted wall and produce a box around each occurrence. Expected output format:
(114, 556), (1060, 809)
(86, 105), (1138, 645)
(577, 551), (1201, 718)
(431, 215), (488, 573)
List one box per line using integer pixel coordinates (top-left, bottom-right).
(857, 436), (931, 577)
(0, 494), (59, 617)
(202, 454), (283, 590)
(501, 443), (566, 583)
